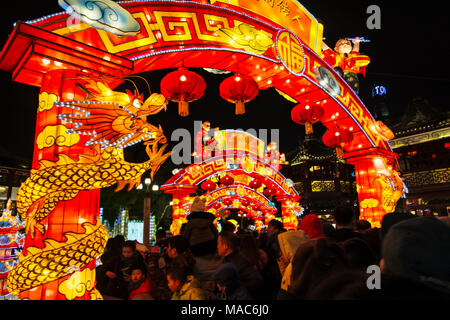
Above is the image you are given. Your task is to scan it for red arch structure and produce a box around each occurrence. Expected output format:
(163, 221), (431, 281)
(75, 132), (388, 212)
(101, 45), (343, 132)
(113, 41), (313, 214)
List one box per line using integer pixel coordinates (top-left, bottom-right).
(161, 130), (301, 233)
(0, 0), (405, 300)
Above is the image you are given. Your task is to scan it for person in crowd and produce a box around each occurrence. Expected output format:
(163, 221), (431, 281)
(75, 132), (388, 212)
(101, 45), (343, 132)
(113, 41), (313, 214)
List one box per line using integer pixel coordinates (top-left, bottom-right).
(298, 214), (324, 240)
(321, 221), (336, 238)
(355, 219), (372, 232)
(276, 229), (310, 299)
(360, 227), (382, 263)
(182, 196), (219, 257)
(217, 231), (264, 299)
(167, 267), (209, 300)
(380, 211), (415, 240)
(213, 263), (253, 300)
(262, 219), (285, 298)
(341, 237), (377, 270)
(331, 206), (363, 242)
(121, 240), (145, 283)
(221, 220), (237, 233)
(165, 235), (196, 275)
(114, 234), (126, 249)
(285, 238), (349, 299)
(377, 216), (450, 299)
(238, 233), (268, 275)
(147, 252), (172, 300)
(128, 264), (157, 300)
(96, 237), (126, 299)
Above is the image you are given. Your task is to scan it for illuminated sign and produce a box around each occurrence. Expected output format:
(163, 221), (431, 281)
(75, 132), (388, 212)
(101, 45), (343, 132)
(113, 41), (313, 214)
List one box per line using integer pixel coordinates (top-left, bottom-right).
(372, 85), (387, 97)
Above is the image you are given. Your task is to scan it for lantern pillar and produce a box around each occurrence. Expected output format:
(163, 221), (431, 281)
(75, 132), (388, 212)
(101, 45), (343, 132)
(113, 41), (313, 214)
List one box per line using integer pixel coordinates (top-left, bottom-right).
(345, 149), (400, 226)
(161, 185), (197, 235)
(277, 195), (300, 230)
(15, 69), (102, 300)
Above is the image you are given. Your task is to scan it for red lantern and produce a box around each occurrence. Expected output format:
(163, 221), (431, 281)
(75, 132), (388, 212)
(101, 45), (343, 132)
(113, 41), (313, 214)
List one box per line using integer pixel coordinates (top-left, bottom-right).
(291, 103), (324, 135)
(212, 202), (221, 210)
(249, 179), (262, 190)
(222, 198), (232, 206)
(220, 174), (234, 186)
(323, 127), (353, 158)
(201, 180), (217, 192)
(251, 204), (260, 211)
(241, 199), (250, 207)
(215, 211), (222, 218)
(223, 209), (231, 216)
(160, 67), (206, 117)
(219, 73), (259, 115)
(263, 187), (277, 197)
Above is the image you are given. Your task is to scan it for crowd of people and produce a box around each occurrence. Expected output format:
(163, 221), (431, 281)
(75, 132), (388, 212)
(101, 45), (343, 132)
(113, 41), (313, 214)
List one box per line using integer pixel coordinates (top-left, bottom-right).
(96, 197), (450, 300)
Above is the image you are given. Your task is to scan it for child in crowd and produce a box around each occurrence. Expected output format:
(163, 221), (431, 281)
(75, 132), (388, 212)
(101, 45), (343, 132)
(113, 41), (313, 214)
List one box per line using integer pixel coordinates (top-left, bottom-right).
(128, 264), (158, 300)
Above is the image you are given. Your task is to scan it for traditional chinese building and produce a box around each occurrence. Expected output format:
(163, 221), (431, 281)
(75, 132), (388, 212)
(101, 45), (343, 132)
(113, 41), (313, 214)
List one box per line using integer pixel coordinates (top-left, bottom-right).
(389, 98), (450, 216)
(285, 133), (358, 222)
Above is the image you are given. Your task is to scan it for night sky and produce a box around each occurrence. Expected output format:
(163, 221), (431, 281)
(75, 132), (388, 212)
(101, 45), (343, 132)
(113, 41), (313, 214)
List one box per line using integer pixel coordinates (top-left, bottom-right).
(0, 0), (449, 171)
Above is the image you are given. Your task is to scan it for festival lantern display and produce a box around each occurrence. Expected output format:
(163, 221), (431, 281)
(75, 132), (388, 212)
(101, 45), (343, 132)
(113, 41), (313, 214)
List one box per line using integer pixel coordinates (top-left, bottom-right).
(160, 67), (206, 117)
(220, 174), (234, 186)
(291, 103), (324, 134)
(219, 73), (259, 115)
(249, 179), (262, 190)
(322, 127), (353, 158)
(0, 200), (25, 299)
(201, 180), (217, 192)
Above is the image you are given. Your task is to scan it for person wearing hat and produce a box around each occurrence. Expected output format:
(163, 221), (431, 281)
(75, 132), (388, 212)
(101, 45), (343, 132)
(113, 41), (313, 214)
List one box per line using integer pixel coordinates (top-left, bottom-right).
(182, 196), (219, 257)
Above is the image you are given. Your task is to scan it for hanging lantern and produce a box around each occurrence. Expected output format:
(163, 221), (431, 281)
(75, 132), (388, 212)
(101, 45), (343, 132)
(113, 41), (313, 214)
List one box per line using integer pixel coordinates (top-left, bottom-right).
(241, 199), (250, 207)
(249, 179), (262, 190)
(160, 67), (206, 117)
(251, 204), (260, 211)
(212, 202), (221, 210)
(323, 127), (353, 158)
(263, 187), (277, 198)
(219, 73), (259, 115)
(222, 198), (232, 207)
(201, 180), (217, 192)
(223, 209), (231, 216)
(237, 210), (244, 217)
(220, 174), (234, 186)
(291, 103), (324, 135)
(215, 211), (222, 218)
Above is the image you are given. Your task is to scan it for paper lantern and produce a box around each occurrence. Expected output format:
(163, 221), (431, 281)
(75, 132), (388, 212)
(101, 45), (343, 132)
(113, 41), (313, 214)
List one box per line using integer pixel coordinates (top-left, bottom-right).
(160, 67), (206, 117)
(291, 103), (324, 134)
(212, 202), (221, 210)
(241, 199), (250, 207)
(263, 187), (277, 197)
(201, 180), (217, 192)
(249, 179), (262, 190)
(251, 204), (260, 211)
(222, 198), (232, 206)
(223, 209), (231, 216)
(220, 174), (234, 186)
(215, 211), (222, 218)
(219, 73), (259, 115)
(323, 127), (353, 158)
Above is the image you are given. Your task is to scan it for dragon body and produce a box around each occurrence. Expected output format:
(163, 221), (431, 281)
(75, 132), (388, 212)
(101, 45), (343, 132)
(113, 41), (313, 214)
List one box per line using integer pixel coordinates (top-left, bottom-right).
(9, 81), (171, 299)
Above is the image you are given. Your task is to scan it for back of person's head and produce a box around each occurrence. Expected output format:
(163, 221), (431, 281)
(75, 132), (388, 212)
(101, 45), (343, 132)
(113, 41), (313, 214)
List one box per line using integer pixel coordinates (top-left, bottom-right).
(168, 235), (189, 255)
(341, 237), (376, 270)
(355, 219), (372, 232)
(105, 238), (121, 254)
(156, 229), (167, 241)
(124, 240), (137, 251)
(333, 206), (355, 227)
(299, 214), (323, 239)
(238, 233), (259, 263)
(190, 196), (206, 213)
(382, 216), (450, 294)
(219, 231), (240, 253)
(114, 234), (125, 247)
(167, 267), (188, 284)
(380, 211), (415, 240)
(289, 238), (348, 298)
(221, 221), (237, 233)
(321, 222), (335, 238)
(268, 219), (283, 232)
(213, 263), (241, 293)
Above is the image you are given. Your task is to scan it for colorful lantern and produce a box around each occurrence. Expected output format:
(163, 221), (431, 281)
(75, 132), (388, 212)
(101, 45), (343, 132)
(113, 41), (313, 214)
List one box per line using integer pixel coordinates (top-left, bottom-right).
(222, 198), (232, 207)
(201, 180), (217, 192)
(219, 73), (259, 115)
(220, 174), (234, 186)
(241, 199), (250, 207)
(212, 202), (221, 210)
(249, 179), (262, 190)
(322, 127), (353, 158)
(251, 204), (260, 212)
(215, 211), (222, 218)
(263, 187), (277, 198)
(160, 67), (206, 117)
(291, 103), (324, 134)
(223, 209), (231, 216)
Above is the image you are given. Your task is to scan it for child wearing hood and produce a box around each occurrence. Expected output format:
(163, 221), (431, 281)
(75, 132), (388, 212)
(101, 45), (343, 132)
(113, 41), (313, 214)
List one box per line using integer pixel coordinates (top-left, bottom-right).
(128, 264), (158, 300)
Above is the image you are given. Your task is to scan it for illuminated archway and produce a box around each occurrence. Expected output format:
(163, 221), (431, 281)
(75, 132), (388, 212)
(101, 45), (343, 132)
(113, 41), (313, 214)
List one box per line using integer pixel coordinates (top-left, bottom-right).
(0, 0), (404, 300)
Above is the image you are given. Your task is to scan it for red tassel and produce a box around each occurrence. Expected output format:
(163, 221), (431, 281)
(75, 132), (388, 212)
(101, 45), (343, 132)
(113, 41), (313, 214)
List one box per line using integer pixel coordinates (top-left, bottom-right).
(178, 101), (189, 117)
(235, 101), (245, 115)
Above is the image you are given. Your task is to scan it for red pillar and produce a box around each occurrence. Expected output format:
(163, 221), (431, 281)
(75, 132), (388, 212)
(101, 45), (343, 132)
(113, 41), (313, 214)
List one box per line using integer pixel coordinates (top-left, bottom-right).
(17, 69), (102, 300)
(345, 149), (400, 227)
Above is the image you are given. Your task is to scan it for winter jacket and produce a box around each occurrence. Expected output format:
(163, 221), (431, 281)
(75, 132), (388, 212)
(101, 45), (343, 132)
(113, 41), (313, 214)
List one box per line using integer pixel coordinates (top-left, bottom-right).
(171, 275), (207, 300)
(183, 211), (218, 247)
(213, 263), (253, 300)
(129, 278), (158, 300)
